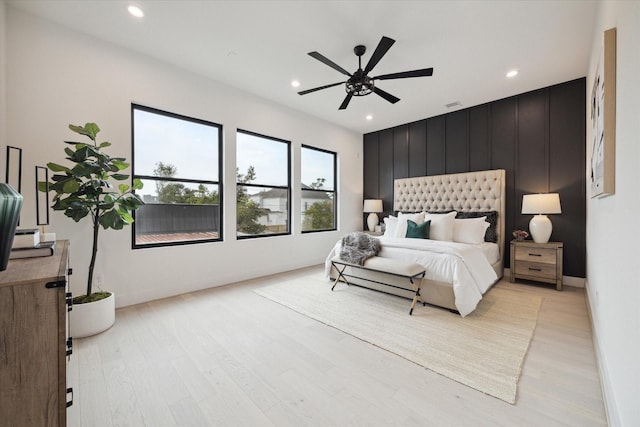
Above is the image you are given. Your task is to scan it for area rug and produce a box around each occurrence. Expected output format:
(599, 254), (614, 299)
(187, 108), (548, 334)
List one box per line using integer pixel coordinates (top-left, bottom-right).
(254, 274), (542, 404)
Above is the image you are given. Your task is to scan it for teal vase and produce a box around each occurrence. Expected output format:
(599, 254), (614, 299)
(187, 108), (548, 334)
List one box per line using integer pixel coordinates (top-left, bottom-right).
(0, 184), (23, 271)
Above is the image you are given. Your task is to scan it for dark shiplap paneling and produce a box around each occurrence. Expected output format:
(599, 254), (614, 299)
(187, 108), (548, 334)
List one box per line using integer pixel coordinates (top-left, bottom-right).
(490, 97), (518, 270)
(363, 78), (586, 277)
(515, 89), (549, 239)
(469, 105), (491, 171)
(393, 125), (409, 180)
(445, 110), (469, 173)
(408, 120), (427, 177)
(549, 80), (586, 282)
(378, 129), (394, 213)
(426, 116), (446, 176)
(516, 89), (549, 193)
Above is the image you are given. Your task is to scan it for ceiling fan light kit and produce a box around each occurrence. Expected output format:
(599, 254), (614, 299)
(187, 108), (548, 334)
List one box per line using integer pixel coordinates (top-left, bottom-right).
(298, 36), (433, 110)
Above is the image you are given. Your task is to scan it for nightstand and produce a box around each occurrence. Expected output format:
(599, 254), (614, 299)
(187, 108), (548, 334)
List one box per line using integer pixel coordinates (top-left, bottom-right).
(510, 240), (563, 290)
(362, 230), (383, 236)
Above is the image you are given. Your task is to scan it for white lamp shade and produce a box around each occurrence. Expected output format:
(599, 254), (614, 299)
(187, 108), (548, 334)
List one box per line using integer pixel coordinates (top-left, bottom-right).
(363, 199), (383, 213)
(522, 193), (561, 214)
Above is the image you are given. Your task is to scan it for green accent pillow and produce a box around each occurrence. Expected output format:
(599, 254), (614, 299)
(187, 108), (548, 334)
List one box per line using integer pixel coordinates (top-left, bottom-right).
(405, 219), (431, 239)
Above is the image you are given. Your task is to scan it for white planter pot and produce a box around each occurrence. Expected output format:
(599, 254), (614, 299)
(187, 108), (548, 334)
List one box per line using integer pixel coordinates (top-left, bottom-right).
(69, 292), (115, 338)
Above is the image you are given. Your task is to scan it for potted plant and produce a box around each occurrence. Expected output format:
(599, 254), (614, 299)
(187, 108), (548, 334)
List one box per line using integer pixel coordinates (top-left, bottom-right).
(39, 123), (144, 337)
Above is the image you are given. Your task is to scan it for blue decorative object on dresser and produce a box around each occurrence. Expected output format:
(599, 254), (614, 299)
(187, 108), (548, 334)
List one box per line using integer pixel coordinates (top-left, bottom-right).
(0, 183), (23, 270)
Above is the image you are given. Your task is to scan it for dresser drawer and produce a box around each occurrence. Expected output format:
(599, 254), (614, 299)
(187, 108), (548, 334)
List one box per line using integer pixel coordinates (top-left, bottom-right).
(514, 246), (557, 264)
(515, 261), (557, 280)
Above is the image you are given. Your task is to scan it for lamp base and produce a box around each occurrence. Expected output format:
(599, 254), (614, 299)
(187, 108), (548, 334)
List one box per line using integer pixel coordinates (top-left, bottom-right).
(529, 214), (553, 243)
(367, 212), (379, 232)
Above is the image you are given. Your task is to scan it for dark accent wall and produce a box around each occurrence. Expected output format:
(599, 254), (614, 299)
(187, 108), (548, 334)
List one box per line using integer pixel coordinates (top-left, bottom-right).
(364, 78), (586, 277)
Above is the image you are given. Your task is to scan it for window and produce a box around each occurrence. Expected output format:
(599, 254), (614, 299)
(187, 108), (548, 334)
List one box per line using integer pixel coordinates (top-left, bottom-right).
(132, 104), (222, 247)
(236, 130), (290, 238)
(301, 145), (337, 232)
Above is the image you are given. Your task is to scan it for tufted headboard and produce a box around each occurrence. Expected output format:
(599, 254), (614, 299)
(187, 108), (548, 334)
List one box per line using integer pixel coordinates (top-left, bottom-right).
(393, 169), (506, 258)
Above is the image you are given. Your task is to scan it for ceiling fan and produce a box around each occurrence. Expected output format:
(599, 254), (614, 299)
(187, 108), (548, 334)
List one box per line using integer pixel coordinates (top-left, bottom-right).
(298, 36), (434, 110)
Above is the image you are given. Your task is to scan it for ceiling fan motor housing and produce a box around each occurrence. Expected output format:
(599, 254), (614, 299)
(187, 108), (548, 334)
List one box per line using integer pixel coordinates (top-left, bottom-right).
(346, 72), (374, 96)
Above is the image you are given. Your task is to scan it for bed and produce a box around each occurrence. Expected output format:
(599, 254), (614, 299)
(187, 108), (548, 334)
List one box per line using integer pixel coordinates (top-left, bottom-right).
(326, 169), (505, 317)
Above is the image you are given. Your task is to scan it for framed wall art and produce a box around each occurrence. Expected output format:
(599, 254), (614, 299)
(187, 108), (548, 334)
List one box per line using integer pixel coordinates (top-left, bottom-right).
(590, 27), (616, 198)
(35, 166), (50, 226)
(5, 145), (22, 193)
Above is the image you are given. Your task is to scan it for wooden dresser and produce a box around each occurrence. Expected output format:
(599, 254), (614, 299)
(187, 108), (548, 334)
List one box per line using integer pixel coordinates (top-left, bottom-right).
(510, 239), (563, 290)
(0, 240), (72, 426)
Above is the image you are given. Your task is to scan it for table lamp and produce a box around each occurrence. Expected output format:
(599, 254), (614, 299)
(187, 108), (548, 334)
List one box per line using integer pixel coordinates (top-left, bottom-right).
(521, 193), (561, 243)
(363, 199), (383, 232)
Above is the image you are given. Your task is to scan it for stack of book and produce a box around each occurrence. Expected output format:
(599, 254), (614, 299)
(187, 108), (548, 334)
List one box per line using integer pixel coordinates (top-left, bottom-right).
(10, 229), (56, 259)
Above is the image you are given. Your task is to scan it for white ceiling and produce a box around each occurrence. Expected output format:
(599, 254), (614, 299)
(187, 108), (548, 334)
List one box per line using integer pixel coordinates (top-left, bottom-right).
(7, 0), (598, 134)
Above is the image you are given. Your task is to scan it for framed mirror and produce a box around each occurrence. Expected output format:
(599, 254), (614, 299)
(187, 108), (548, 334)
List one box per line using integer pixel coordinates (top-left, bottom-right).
(6, 146), (22, 193)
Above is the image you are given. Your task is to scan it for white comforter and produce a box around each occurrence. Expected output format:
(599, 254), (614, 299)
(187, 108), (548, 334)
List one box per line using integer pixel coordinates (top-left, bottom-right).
(325, 237), (498, 317)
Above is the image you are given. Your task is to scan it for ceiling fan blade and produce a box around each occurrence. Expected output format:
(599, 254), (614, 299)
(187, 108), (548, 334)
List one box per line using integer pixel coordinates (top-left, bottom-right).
(338, 93), (354, 110)
(363, 36), (395, 75)
(308, 51), (352, 76)
(373, 86), (400, 104)
(298, 81), (345, 95)
(374, 67), (434, 80)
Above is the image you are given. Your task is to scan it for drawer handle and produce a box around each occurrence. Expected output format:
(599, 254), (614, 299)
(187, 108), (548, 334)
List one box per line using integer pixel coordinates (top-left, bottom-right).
(45, 280), (66, 289)
(528, 267), (542, 272)
(66, 387), (73, 408)
(66, 338), (73, 357)
(66, 292), (73, 312)
(528, 253), (542, 257)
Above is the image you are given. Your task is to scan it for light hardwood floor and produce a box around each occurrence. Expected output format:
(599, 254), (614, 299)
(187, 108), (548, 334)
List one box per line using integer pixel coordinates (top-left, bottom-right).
(67, 265), (607, 426)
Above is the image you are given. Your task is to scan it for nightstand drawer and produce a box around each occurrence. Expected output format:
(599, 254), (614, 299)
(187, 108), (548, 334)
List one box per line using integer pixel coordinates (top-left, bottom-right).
(514, 246), (556, 264)
(515, 261), (557, 280)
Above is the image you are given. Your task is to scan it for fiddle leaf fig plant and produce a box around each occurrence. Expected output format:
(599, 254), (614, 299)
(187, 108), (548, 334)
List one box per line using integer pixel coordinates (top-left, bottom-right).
(39, 123), (144, 303)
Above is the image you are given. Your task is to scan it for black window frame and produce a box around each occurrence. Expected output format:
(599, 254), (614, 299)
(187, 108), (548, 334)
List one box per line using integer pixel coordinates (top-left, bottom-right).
(301, 144), (337, 233)
(131, 103), (224, 249)
(236, 129), (291, 240)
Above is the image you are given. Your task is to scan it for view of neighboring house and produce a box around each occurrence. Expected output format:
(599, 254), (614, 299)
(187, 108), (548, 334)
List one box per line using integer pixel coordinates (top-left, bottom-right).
(249, 184), (333, 232)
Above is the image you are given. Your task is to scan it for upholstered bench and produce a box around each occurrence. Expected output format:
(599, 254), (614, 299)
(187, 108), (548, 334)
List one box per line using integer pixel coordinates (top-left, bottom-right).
(330, 256), (426, 315)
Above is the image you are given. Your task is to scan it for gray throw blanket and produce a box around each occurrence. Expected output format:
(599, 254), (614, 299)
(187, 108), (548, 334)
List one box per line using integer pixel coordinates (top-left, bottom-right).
(339, 232), (381, 265)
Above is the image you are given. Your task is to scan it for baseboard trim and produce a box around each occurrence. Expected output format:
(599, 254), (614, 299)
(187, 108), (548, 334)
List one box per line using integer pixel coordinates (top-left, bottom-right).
(584, 281), (620, 427)
(563, 275), (585, 288)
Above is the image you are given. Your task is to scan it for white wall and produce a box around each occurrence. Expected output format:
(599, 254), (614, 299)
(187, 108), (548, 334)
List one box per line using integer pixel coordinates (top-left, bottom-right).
(586, 2), (640, 426)
(4, 7), (363, 307)
(0, 1), (6, 156)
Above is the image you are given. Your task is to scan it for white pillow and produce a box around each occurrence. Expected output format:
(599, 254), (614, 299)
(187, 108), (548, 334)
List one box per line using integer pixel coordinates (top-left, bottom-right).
(453, 217), (490, 244)
(383, 215), (397, 237)
(422, 211), (456, 241)
(394, 212), (426, 238)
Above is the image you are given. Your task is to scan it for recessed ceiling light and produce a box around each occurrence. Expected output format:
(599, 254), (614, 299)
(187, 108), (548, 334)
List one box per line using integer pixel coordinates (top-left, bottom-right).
(366, 115), (373, 121)
(128, 5), (144, 18)
(291, 80), (300, 88)
(506, 69), (519, 78)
